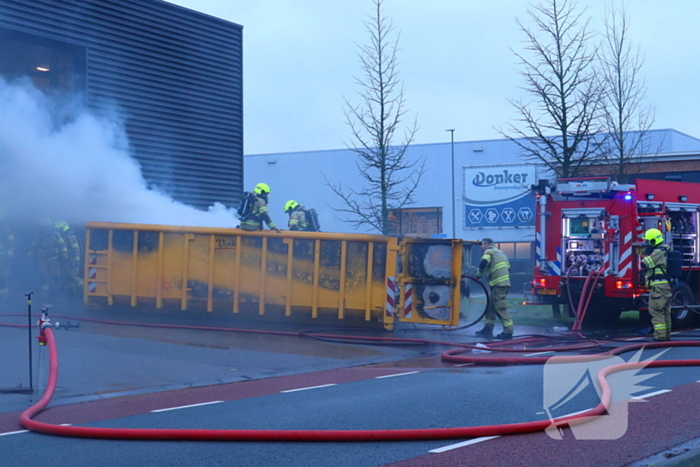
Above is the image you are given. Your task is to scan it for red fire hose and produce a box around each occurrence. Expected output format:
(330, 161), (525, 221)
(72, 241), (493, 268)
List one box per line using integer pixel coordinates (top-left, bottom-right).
(18, 325), (700, 441)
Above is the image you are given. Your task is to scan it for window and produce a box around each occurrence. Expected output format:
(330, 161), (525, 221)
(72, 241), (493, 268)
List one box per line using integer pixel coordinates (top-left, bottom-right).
(497, 242), (515, 258)
(496, 242), (531, 260)
(0, 28), (85, 95)
(515, 242), (531, 259)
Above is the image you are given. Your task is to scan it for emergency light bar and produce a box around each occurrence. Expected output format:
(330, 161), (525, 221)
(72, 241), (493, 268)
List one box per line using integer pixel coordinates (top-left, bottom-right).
(556, 177), (611, 195)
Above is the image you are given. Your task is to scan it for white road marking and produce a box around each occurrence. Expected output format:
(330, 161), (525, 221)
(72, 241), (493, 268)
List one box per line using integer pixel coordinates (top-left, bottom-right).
(625, 337), (645, 341)
(671, 331), (682, 335)
(632, 389), (672, 400)
(454, 363), (474, 367)
(151, 401), (224, 412)
(559, 408), (593, 418)
(430, 436), (500, 453)
(0, 430), (29, 437)
(281, 384), (337, 393)
(524, 351), (554, 357)
(59, 424), (72, 426)
(375, 371), (420, 379)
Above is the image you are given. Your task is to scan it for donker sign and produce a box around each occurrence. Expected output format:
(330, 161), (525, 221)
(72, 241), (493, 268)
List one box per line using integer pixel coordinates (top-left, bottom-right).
(463, 164), (537, 229)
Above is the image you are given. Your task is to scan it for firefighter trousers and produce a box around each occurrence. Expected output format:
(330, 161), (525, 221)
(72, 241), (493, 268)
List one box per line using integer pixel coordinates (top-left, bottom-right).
(649, 283), (672, 340)
(59, 262), (84, 298)
(484, 285), (513, 334)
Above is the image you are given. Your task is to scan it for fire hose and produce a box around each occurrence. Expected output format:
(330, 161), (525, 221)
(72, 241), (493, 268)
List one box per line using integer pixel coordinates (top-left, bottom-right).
(14, 317), (700, 442)
(573, 268), (605, 331)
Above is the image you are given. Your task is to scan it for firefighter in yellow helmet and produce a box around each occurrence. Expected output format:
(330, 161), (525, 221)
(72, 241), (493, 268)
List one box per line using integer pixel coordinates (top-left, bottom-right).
(240, 183), (281, 233)
(641, 228), (672, 341)
(285, 200), (308, 231)
(0, 213), (15, 299)
(55, 221), (84, 298)
(475, 238), (514, 339)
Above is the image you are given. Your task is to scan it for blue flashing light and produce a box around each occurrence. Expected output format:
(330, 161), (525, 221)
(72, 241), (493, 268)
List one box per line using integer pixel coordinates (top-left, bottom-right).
(624, 194), (632, 201)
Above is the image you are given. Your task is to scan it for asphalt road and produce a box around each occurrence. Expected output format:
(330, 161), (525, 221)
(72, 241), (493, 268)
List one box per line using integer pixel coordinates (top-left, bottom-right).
(1, 303), (700, 466)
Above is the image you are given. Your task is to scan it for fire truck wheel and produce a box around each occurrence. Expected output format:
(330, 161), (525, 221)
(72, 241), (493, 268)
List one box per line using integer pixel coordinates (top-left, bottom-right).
(671, 283), (697, 328)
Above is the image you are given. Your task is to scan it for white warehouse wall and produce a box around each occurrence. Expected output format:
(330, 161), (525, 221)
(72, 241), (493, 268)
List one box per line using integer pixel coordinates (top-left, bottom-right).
(244, 137), (539, 243)
(244, 129), (700, 243)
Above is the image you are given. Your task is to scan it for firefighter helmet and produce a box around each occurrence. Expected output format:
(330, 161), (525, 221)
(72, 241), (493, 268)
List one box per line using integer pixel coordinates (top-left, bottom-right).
(254, 183), (271, 195)
(643, 228), (664, 246)
(284, 200), (299, 213)
(55, 221), (69, 232)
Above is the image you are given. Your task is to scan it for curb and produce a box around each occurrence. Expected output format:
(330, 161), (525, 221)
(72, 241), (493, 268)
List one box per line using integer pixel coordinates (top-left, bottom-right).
(628, 438), (700, 467)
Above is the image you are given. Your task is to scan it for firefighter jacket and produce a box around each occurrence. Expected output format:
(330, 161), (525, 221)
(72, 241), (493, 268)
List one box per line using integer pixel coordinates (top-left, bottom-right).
(30, 230), (67, 260)
(240, 195), (277, 231)
(59, 228), (82, 268)
(288, 206), (308, 231)
(0, 225), (14, 257)
(642, 244), (669, 287)
(479, 246), (511, 287)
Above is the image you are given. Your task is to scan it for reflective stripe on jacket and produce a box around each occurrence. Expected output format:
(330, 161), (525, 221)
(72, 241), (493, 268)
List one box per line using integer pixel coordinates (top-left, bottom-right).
(480, 247), (511, 287)
(61, 229), (82, 268)
(643, 244), (669, 286)
(240, 195), (277, 231)
(30, 230), (67, 259)
(288, 207), (308, 231)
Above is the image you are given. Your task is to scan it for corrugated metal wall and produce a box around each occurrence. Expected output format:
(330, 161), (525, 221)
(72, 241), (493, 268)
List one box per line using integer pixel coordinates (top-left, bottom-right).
(0, 0), (243, 209)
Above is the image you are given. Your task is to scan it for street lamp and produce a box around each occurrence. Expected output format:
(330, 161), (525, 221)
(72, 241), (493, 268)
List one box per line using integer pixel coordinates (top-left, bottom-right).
(446, 129), (456, 239)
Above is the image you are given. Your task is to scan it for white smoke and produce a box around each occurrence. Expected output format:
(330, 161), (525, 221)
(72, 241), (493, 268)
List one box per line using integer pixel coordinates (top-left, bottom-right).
(0, 79), (239, 228)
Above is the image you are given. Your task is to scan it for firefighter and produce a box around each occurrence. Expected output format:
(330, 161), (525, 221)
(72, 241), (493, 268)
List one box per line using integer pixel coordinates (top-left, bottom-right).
(284, 200), (310, 231)
(55, 221), (84, 298)
(0, 214), (15, 299)
(240, 183), (281, 233)
(29, 218), (67, 298)
(475, 238), (514, 339)
(641, 228), (672, 341)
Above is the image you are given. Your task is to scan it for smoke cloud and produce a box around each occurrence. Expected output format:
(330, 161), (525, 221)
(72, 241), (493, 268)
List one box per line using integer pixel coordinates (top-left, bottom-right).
(0, 79), (239, 228)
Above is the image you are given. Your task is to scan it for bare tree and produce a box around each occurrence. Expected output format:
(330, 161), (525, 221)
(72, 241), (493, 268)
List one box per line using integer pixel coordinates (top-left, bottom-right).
(598, 2), (657, 183)
(326, 0), (424, 234)
(501, 0), (604, 178)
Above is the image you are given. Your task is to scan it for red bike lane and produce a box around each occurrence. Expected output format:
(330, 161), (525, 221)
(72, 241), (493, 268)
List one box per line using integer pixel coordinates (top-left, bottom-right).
(385, 382), (700, 467)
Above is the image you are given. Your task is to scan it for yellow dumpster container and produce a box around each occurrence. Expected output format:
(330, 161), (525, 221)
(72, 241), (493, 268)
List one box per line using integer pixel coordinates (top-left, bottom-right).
(84, 222), (400, 329)
(83, 222), (471, 330)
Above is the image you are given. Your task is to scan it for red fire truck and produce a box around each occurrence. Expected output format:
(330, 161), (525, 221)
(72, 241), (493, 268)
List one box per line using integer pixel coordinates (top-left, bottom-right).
(529, 177), (700, 327)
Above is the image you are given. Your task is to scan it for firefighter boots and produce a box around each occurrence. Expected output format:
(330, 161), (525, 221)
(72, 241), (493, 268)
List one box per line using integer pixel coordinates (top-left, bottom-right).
(475, 326), (493, 338)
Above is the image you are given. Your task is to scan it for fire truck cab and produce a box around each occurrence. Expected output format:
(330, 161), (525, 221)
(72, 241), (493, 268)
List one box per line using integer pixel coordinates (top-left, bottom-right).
(529, 177), (700, 327)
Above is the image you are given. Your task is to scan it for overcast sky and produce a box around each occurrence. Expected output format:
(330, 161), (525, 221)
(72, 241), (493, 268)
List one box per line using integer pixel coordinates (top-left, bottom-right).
(165, 0), (700, 156)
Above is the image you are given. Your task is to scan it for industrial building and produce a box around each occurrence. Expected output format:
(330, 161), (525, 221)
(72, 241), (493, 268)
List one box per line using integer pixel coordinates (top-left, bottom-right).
(245, 129), (700, 276)
(0, 0), (243, 209)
